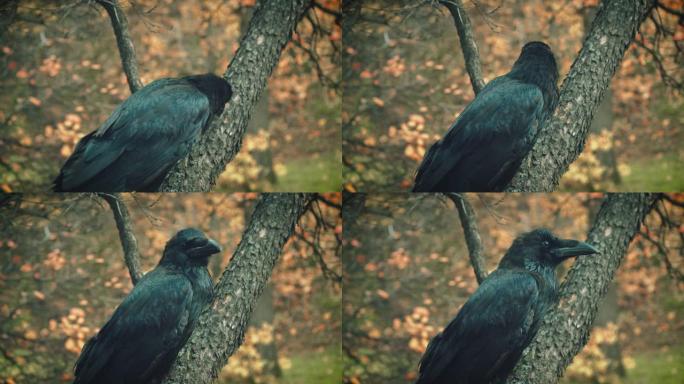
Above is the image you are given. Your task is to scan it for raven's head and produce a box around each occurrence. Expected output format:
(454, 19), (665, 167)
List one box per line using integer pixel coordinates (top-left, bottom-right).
(161, 228), (222, 267)
(185, 73), (233, 116)
(499, 229), (598, 269)
(510, 41), (559, 113)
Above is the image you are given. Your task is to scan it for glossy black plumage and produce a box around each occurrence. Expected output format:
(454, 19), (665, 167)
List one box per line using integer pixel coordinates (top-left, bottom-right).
(413, 42), (559, 192)
(54, 74), (232, 192)
(416, 229), (598, 384)
(73, 228), (221, 384)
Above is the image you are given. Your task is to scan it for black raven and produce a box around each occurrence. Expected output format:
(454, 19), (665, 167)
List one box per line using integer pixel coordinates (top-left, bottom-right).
(54, 74), (233, 192)
(73, 228), (221, 384)
(413, 42), (559, 192)
(416, 229), (598, 384)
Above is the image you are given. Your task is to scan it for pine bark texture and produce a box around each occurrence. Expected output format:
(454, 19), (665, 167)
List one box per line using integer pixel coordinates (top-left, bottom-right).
(506, 0), (655, 192)
(507, 193), (659, 383)
(160, 0), (310, 191)
(162, 193), (313, 384)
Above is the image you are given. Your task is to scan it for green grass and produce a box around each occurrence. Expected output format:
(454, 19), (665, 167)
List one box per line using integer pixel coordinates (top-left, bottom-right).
(619, 153), (684, 192)
(273, 151), (342, 192)
(280, 346), (342, 384)
(623, 345), (684, 384)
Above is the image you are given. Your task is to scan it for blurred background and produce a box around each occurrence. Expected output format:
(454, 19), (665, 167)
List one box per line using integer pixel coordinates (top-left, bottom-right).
(0, 0), (341, 192)
(0, 193), (341, 383)
(343, 193), (684, 383)
(342, 0), (683, 192)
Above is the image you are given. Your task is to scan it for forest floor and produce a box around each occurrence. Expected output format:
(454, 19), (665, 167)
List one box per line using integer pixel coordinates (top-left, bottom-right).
(620, 153), (684, 192)
(273, 150), (342, 192)
(281, 346), (342, 384)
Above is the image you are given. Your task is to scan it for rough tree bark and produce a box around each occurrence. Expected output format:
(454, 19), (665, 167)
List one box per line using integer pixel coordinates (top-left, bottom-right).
(507, 193), (659, 383)
(100, 193), (143, 284)
(162, 193), (313, 384)
(160, 0), (311, 191)
(445, 193), (487, 283)
(506, 0), (655, 191)
(240, 6), (278, 186)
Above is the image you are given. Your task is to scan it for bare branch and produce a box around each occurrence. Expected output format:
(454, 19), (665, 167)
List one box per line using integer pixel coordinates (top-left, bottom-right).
(439, 0), (485, 94)
(96, 0), (143, 93)
(639, 230), (684, 283)
(446, 193), (487, 284)
(655, 0), (684, 18)
(100, 193), (143, 285)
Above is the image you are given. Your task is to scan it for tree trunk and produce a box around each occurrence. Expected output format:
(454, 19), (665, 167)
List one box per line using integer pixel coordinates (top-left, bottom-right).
(507, 0), (654, 192)
(507, 193), (659, 383)
(162, 193), (313, 384)
(160, 0), (310, 192)
(586, 192), (626, 381)
(241, 5), (277, 187)
(584, 6), (621, 188)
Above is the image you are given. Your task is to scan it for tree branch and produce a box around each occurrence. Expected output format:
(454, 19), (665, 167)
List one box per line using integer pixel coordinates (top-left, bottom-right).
(439, 0), (485, 94)
(100, 193), (143, 285)
(446, 193), (487, 284)
(160, 0), (311, 191)
(96, 0), (143, 93)
(163, 193), (314, 383)
(506, 0), (656, 192)
(507, 193), (659, 383)
(87, 0), (143, 286)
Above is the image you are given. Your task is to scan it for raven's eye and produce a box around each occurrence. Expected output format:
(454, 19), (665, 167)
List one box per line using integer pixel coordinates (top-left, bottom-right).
(186, 238), (206, 247)
(542, 241), (549, 247)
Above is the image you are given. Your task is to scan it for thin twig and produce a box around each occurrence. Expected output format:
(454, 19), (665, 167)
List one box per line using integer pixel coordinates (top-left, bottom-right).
(446, 193), (487, 283)
(96, 0), (143, 93)
(100, 193), (143, 284)
(439, 0), (485, 94)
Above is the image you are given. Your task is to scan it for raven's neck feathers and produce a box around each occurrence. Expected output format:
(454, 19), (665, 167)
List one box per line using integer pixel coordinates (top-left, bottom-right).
(498, 247), (559, 292)
(185, 74), (232, 115)
(508, 46), (559, 116)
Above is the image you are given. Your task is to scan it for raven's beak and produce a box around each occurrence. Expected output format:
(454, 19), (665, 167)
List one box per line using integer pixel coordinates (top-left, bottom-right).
(188, 238), (222, 258)
(554, 239), (599, 259)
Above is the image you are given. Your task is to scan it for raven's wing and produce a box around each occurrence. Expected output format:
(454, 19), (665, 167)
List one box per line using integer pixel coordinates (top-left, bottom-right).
(416, 270), (544, 384)
(55, 78), (212, 192)
(413, 77), (544, 192)
(74, 270), (194, 384)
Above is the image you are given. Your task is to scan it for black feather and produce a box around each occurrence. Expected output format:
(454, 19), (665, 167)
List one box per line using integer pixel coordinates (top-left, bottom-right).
(415, 229), (598, 384)
(73, 228), (221, 384)
(413, 42), (558, 192)
(53, 74), (232, 192)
